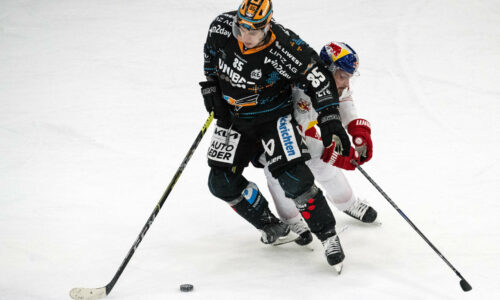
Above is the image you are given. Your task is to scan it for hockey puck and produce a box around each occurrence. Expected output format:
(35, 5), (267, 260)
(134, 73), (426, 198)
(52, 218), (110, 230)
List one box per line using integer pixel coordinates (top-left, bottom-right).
(180, 284), (194, 292)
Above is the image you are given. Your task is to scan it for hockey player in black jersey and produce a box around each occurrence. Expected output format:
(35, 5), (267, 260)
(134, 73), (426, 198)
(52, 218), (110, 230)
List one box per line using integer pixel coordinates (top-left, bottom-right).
(200, 0), (351, 270)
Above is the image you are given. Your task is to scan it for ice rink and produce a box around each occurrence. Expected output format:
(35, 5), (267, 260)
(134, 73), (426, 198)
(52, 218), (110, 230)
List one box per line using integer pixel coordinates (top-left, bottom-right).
(1, 0), (499, 299)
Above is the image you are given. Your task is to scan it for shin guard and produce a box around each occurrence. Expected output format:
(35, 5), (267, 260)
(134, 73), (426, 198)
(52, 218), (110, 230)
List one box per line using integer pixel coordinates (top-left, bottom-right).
(228, 182), (274, 230)
(293, 185), (337, 241)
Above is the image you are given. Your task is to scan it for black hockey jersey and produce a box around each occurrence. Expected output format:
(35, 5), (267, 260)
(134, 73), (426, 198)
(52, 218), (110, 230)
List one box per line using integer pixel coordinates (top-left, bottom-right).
(203, 11), (339, 128)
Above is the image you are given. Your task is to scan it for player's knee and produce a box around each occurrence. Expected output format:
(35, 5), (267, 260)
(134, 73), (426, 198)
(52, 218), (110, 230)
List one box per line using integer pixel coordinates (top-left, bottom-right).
(276, 163), (315, 199)
(208, 167), (248, 202)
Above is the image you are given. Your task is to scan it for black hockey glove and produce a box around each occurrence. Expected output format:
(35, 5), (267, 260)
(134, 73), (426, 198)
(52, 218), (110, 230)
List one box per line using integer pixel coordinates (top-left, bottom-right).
(317, 106), (351, 157)
(199, 80), (231, 125)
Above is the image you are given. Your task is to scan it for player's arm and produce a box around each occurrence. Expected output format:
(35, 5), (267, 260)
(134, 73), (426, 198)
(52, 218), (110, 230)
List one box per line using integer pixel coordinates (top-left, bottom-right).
(199, 18), (231, 125)
(301, 60), (351, 156)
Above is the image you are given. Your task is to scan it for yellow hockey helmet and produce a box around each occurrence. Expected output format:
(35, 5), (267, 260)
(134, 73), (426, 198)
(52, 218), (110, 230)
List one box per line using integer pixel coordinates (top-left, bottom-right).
(236, 0), (273, 30)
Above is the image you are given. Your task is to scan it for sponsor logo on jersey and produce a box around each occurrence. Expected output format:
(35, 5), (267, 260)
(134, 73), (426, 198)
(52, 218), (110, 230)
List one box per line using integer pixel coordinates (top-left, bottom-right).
(269, 48), (286, 63)
(223, 94), (259, 109)
(262, 138), (275, 156)
(251, 69), (262, 80)
(222, 18), (234, 26)
(220, 74), (249, 89)
(277, 116), (300, 161)
(218, 58), (254, 88)
(264, 57), (292, 79)
(274, 41), (303, 67)
(209, 24), (231, 38)
(217, 14), (235, 24)
(315, 82), (333, 100)
(268, 48), (299, 73)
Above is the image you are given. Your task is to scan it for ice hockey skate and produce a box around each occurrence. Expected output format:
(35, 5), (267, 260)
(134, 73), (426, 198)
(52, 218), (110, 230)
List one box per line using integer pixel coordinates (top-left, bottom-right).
(259, 211), (292, 245)
(321, 233), (345, 274)
(288, 218), (313, 246)
(343, 197), (378, 223)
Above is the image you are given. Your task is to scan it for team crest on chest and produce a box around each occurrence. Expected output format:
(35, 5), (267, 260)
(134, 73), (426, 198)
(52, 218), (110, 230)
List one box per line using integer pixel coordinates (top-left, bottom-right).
(296, 99), (311, 113)
(251, 69), (262, 80)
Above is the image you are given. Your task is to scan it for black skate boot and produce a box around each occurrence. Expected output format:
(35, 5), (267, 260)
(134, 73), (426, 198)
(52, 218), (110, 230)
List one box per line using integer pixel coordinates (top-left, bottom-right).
(343, 198), (378, 223)
(227, 182), (290, 244)
(259, 210), (290, 244)
(293, 185), (344, 272)
(321, 231), (345, 273)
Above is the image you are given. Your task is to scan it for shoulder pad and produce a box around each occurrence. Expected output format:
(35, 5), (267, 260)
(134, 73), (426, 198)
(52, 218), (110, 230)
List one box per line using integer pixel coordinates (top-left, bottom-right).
(271, 23), (312, 53)
(208, 11), (236, 40)
(271, 22), (317, 73)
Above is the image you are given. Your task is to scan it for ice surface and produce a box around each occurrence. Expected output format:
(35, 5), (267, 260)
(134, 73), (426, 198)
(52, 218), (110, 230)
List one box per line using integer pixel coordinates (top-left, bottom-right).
(1, 0), (499, 299)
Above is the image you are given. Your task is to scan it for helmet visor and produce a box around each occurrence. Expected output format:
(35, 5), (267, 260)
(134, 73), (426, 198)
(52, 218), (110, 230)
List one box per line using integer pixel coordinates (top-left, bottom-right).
(232, 15), (268, 47)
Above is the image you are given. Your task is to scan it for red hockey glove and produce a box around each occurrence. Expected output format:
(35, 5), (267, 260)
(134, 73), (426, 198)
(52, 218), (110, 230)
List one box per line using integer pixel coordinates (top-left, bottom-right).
(321, 143), (361, 171)
(347, 119), (372, 163)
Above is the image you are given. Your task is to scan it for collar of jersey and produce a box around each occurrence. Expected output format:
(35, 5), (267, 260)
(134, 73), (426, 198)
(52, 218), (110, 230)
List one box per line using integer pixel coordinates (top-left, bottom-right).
(238, 30), (276, 55)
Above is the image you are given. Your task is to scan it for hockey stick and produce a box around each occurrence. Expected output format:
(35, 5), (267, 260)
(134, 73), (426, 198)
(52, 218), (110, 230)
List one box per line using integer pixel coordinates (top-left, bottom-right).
(69, 112), (214, 300)
(353, 161), (472, 292)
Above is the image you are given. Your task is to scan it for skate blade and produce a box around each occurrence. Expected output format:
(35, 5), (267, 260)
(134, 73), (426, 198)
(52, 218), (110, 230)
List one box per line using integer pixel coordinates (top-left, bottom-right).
(272, 232), (299, 246)
(333, 262), (343, 274)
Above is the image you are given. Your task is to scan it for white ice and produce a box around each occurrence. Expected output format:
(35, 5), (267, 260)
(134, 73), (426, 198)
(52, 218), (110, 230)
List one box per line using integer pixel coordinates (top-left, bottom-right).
(1, 0), (499, 299)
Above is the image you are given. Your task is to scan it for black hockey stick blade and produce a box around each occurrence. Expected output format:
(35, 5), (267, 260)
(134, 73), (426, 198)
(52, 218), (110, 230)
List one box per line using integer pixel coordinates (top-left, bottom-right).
(460, 279), (472, 292)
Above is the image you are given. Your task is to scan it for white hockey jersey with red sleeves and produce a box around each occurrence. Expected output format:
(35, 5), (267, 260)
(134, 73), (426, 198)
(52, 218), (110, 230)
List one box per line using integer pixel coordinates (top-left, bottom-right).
(292, 86), (358, 132)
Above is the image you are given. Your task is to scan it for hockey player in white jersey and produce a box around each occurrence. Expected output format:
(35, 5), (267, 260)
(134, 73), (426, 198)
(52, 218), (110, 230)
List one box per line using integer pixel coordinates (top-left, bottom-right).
(260, 42), (378, 252)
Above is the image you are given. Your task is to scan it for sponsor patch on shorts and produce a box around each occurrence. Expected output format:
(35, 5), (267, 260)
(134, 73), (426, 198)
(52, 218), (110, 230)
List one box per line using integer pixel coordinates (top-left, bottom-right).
(207, 125), (241, 164)
(276, 115), (301, 161)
